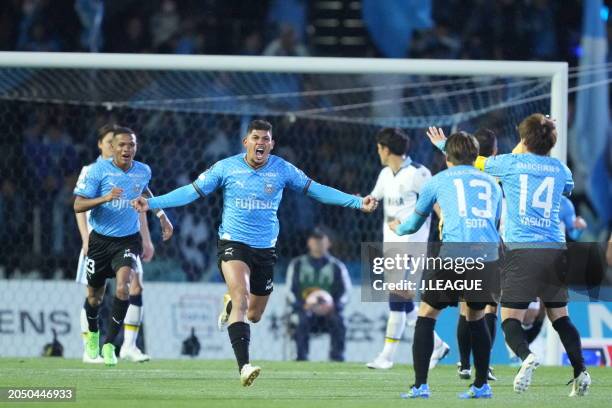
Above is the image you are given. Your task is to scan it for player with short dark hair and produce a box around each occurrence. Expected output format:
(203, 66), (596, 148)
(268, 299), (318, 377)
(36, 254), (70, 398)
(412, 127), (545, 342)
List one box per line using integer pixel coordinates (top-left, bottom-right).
(391, 131), (502, 399)
(131, 119), (378, 386)
(427, 113), (591, 397)
(74, 124), (173, 364)
(367, 127), (449, 371)
(74, 127), (158, 366)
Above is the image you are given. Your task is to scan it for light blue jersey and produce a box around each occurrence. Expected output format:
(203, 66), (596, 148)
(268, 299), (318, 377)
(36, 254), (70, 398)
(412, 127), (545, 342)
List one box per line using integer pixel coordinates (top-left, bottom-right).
(74, 159), (151, 237)
(417, 165), (502, 244)
(484, 153), (573, 243)
(194, 154), (312, 248)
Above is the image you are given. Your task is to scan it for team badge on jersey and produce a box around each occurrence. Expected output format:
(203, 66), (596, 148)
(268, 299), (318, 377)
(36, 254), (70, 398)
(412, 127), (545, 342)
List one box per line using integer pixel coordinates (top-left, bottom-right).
(265, 183), (274, 194)
(134, 183), (141, 193)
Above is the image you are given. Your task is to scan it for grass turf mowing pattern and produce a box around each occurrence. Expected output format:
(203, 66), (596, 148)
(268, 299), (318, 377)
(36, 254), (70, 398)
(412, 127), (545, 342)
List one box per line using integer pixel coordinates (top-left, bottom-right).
(0, 358), (609, 408)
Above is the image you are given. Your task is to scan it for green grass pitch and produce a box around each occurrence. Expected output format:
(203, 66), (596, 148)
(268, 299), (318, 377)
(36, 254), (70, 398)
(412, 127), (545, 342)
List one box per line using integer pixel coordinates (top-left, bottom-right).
(0, 358), (610, 407)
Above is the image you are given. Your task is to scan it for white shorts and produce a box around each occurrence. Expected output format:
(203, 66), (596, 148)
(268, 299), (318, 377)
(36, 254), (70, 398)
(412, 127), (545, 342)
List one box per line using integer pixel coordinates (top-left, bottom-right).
(75, 249), (143, 285)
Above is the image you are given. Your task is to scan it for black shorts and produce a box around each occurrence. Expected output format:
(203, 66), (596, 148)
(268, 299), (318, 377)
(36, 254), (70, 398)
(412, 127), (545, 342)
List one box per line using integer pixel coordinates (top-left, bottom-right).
(86, 230), (142, 288)
(500, 248), (568, 309)
(217, 240), (277, 296)
(420, 260), (500, 311)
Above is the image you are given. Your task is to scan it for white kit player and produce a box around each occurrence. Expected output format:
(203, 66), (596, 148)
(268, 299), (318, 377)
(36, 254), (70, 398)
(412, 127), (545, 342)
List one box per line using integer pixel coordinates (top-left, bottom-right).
(75, 124), (173, 363)
(366, 127), (449, 370)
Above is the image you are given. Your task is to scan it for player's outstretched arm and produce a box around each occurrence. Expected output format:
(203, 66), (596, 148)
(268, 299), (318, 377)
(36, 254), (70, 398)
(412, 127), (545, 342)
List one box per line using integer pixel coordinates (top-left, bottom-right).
(305, 181), (377, 213)
(426, 126), (448, 152)
(131, 184), (201, 213)
(388, 212), (427, 236)
(74, 186), (123, 213)
(143, 187), (174, 241)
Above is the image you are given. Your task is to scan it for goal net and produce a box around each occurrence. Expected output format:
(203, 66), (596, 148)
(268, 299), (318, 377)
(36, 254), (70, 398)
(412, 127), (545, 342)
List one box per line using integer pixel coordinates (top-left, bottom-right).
(0, 53), (565, 360)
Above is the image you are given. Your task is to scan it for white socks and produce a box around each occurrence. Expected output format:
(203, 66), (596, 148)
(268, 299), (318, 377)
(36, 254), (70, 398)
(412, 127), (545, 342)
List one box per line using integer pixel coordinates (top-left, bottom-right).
(122, 304), (142, 349)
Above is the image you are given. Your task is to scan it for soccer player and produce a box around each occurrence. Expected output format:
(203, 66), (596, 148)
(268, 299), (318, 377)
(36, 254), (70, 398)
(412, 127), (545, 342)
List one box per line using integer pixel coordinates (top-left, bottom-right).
(131, 119), (378, 386)
(427, 114), (591, 397)
(390, 131), (502, 399)
(75, 124), (174, 363)
(456, 128), (499, 381)
(365, 127), (449, 370)
(74, 127), (157, 366)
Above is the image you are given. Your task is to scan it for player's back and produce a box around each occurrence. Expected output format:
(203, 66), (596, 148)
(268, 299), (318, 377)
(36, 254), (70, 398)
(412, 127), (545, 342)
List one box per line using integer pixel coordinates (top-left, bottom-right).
(433, 165), (502, 245)
(484, 153), (573, 244)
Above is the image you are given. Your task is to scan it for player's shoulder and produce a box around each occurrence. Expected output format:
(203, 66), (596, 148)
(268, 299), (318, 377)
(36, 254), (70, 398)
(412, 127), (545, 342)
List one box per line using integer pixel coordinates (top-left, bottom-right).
(133, 160), (151, 172)
(408, 161), (431, 178)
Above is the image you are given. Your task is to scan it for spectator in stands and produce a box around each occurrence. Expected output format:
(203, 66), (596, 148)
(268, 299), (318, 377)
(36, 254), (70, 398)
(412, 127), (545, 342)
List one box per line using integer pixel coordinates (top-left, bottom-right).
(116, 17), (150, 53)
(240, 31), (263, 55)
(150, 0), (180, 51)
(263, 24), (309, 57)
(286, 227), (351, 361)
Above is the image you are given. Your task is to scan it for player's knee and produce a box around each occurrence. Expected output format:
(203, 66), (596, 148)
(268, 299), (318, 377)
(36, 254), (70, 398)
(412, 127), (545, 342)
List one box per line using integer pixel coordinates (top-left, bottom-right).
(87, 295), (103, 307)
(247, 310), (262, 323)
(129, 280), (142, 295)
(115, 284), (129, 300)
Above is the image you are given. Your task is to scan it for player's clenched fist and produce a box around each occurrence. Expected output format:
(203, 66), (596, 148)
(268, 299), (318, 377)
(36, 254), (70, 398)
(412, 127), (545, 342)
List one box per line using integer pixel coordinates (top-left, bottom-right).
(387, 218), (400, 233)
(105, 186), (123, 202)
(131, 196), (149, 212)
(361, 195), (378, 213)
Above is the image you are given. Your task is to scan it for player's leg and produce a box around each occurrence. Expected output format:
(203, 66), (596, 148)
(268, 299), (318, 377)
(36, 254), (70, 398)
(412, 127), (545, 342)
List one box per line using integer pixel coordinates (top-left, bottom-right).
(523, 301), (545, 344)
(120, 258), (150, 362)
(464, 304), (489, 388)
(502, 305), (540, 393)
(367, 292), (407, 369)
(84, 283), (106, 359)
(483, 303), (498, 381)
(401, 301), (441, 399)
(101, 265), (132, 366)
(222, 259), (260, 386)
(456, 302), (471, 378)
(546, 304), (590, 396)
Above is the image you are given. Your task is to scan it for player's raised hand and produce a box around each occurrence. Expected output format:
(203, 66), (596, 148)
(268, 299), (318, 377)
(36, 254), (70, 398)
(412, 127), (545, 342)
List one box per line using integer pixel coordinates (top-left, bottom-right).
(131, 196), (149, 213)
(426, 126), (447, 145)
(105, 186), (123, 202)
(361, 195), (378, 213)
(388, 219), (401, 233)
(159, 215), (174, 241)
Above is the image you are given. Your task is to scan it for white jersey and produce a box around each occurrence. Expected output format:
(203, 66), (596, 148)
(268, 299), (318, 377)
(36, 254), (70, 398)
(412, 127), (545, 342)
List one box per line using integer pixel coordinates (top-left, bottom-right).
(371, 157), (431, 243)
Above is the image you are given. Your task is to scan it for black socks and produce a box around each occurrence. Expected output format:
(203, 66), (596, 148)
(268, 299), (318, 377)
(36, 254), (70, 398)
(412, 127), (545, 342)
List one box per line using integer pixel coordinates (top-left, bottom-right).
(228, 321), (250, 372)
(502, 318), (532, 360)
(469, 318), (491, 387)
(84, 298), (99, 333)
(552, 316), (586, 378)
(105, 297), (129, 344)
(413, 317), (436, 387)
(457, 315), (471, 370)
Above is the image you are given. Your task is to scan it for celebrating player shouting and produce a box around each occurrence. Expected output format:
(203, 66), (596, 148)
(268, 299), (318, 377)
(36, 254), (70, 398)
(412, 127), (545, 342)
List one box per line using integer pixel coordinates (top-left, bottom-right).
(427, 114), (591, 397)
(131, 119), (378, 386)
